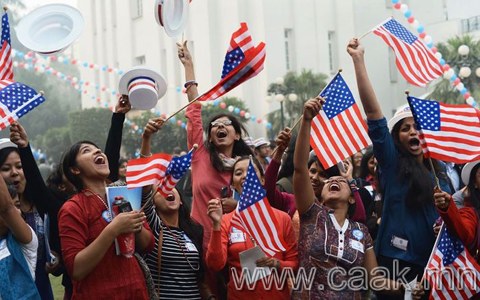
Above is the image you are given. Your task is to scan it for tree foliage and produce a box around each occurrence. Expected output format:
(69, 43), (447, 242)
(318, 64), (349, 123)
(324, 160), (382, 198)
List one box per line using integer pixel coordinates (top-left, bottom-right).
(68, 108), (112, 148)
(430, 35), (480, 104)
(266, 70), (328, 135)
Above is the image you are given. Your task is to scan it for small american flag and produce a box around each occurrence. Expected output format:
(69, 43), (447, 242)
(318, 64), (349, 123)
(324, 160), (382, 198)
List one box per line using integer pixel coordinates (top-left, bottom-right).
(425, 225), (480, 299)
(0, 81), (46, 130)
(197, 22), (265, 101)
(157, 148), (194, 197)
(231, 159), (287, 257)
(126, 153), (172, 188)
(373, 18), (442, 87)
(0, 11), (13, 81)
(407, 96), (480, 164)
(310, 73), (371, 169)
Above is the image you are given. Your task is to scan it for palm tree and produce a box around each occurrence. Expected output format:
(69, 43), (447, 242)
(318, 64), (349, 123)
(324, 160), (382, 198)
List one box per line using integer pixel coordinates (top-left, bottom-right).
(429, 35), (480, 104)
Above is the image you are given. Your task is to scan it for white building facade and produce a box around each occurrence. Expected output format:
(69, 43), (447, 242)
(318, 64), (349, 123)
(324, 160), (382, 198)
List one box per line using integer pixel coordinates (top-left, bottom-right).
(74, 0), (480, 137)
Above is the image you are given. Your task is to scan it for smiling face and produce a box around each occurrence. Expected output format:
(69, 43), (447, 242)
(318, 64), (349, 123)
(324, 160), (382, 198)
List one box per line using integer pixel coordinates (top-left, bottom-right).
(154, 188), (181, 214)
(367, 156), (377, 176)
(321, 176), (354, 208)
(0, 151), (26, 194)
(396, 117), (422, 157)
(70, 143), (110, 181)
(208, 116), (240, 149)
(232, 158), (264, 194)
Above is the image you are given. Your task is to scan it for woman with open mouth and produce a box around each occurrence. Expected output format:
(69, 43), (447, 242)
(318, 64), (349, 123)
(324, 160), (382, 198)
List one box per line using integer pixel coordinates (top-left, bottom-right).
(292, 98), (404, 299)
(138, 117), (206, 299)
(58, 141), (155, 299)
(178, 40), (253, 298)
(206, 155), (298, 299)
(348, 38), (452, 299)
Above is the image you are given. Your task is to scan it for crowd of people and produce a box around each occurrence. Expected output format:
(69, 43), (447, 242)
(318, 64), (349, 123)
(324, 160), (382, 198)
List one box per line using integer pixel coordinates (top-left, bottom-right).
(0, 38), (477, 300)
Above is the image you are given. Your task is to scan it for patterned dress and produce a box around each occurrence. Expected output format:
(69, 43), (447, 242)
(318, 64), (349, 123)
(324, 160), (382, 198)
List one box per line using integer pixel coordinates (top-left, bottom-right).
(292, 203), (373, 299)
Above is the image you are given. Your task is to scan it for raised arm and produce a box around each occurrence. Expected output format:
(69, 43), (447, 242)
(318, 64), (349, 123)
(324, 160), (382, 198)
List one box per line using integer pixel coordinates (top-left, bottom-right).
(293, 98), (324, 214)
(140, 117), (165, 195)
(105, 95), (132, 182)
(0, 177), (33, 244)
(205, 199), (228, 271)
(177, 41), (199, 102)
(347, 38), (383, 120)
(10, 122), (61, 215)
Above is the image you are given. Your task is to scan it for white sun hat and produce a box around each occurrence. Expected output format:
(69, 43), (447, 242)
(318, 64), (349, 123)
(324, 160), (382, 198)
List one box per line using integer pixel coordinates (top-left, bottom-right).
(0, 138), (17, 151)
(387, 104), (413, 132)
(461, 160), (480, 186)
(119, 66), (167, 110)
(154, 0), (190, 37)
(16, 4), (84, 55)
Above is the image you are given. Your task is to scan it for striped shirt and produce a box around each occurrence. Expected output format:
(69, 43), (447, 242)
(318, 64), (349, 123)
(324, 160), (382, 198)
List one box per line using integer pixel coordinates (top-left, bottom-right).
(142, 191), (201, 299)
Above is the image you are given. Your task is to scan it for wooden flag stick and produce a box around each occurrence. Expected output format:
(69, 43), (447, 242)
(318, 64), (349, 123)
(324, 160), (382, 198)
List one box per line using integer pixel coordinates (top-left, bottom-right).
(428, 157), (440, 188)
(165, 97), (199, 122)
(357, 30), (372, 40)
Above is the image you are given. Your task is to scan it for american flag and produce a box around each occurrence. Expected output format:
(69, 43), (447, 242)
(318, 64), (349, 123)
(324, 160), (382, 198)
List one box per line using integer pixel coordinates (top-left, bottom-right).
(157, 148), (193, 197)
(0, 12), (13, 81)
(0, 81), (46, 130)
(231, 160), (287, 257)
(126, 153), (172, 188)
(373, 18), (442, 87)
(310, 73), (371, 169)
(197, 22), (265, 101)
(425, 225), (480, 299)
(407, 96), (480, 164)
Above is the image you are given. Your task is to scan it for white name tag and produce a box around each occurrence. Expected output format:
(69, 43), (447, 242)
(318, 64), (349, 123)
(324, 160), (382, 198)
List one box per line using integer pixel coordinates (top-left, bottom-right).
(185, 242), (198, 252)
(0, 239), (11, 260)
(350, 240), (364, 253)
(391, 235), (408, 251)
(229, 232), (245, 244)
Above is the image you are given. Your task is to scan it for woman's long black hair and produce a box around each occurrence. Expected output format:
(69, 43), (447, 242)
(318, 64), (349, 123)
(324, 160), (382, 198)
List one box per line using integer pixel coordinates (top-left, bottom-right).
(391, 120), (447, 209)
(205, 113), (253, 172)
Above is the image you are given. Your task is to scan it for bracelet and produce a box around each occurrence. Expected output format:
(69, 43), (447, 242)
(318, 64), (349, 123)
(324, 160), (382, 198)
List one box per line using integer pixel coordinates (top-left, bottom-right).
(140, 153), (152, 158)
(184, 80), (198, 89)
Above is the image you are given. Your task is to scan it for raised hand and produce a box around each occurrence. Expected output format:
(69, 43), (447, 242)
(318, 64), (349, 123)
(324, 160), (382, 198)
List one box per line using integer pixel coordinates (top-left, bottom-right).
(115, 95), (132, 114)
(207, 199), (223, 226)
(143, 117), (165, 138)
(176, 40), (193, 66)
(10, 122), (28, 148)
(303, 97), (325, 121)
(346, 38), (364, 58)
(275, 128), (291, 152)
(434, 189), (451, 211)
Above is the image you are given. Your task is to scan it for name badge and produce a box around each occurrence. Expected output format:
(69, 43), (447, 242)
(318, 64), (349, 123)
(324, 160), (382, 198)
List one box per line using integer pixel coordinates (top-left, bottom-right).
(350, 240), (364, 253)
(229, 232), (246, 244)
(0, 239), (11, 260)
(391, 235), (408, 251)
(185, 242), (198, 252)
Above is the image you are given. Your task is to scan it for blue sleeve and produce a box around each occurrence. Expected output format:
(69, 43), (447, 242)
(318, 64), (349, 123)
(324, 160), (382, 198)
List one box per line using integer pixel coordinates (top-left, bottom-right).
(367, 118), (397, 171)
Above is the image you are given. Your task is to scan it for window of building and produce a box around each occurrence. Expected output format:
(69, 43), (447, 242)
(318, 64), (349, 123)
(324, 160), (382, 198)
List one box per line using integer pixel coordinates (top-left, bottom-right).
(130, 0), (143, 19)
(284, 28), (295, 71)
(135, 55), (146, 65)
(328, 30), (338, 73)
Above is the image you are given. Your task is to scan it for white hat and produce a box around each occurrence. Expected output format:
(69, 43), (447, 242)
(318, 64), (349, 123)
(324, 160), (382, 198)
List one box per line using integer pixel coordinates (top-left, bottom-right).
(0, 138), (17, 151)
(154, 0), (190, 37)
(388, 104), (413, 132)
(243, 136), (254, 147)
(461, 160), (480, 186)
(254, 138), (269, 148)
(119, 66), (167, 110)
(16, 4), (84, 55)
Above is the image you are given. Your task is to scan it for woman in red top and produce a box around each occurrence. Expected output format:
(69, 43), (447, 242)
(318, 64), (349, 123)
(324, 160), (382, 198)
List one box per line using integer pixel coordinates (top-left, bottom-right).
(58, 141), (154, 299)
(205, 156), (298, 300)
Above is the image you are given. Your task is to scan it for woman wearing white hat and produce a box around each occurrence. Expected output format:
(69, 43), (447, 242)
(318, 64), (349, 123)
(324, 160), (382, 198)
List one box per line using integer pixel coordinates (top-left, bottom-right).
(347, 38), (452, 299)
